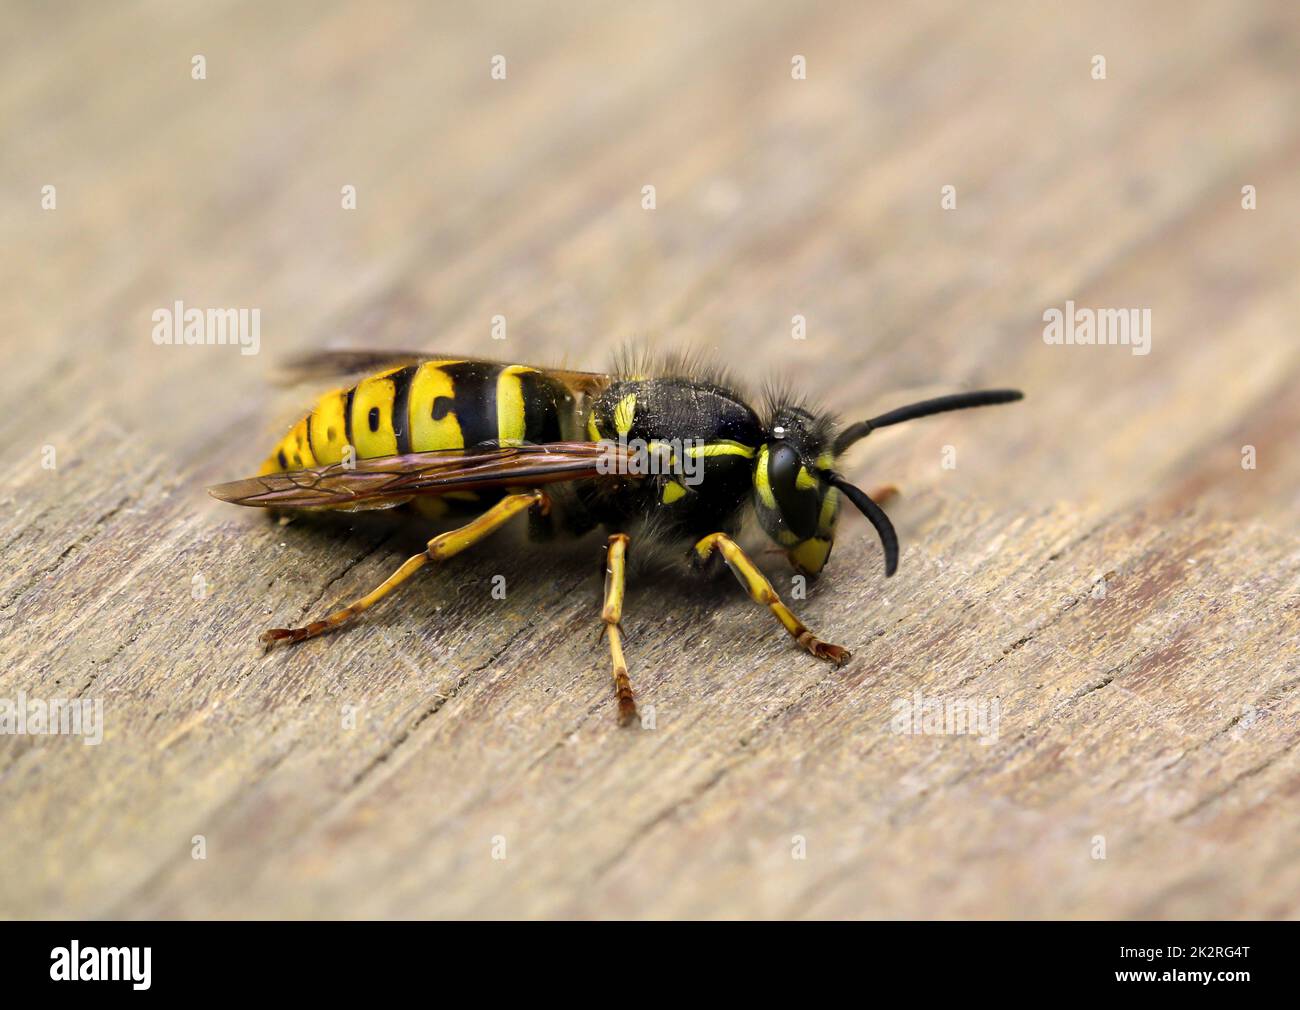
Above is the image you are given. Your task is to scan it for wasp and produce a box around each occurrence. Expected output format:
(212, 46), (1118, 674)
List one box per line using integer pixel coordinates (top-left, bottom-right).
(210, 350), (1022, 725)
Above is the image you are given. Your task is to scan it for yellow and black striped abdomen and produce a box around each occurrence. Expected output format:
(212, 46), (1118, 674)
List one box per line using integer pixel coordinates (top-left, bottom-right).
(259, 359), (576, 475)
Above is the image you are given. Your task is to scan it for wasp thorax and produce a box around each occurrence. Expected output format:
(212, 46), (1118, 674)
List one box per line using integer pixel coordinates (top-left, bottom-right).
(754, 406), (840, 576)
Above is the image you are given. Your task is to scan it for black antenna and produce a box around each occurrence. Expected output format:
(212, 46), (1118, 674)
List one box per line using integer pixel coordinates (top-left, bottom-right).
(822, 473), (899, 577)
(833, 389), (1023, 455)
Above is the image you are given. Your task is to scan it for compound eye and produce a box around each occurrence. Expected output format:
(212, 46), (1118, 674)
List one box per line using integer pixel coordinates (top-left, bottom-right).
(767, 443), (819, 539)
(768, 442), (799, 483)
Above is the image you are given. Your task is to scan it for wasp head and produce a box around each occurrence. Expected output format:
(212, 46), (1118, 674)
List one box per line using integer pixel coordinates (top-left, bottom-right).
(754, 387), (1023, 580)
(753, 405), (842, 576)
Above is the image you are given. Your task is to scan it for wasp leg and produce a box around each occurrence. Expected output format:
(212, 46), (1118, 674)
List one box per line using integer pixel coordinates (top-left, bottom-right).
(601, 533), (638, 727)
(694, 532), (850, 666)
(867, 484), (899, 505)
(262, 491), (548, 647)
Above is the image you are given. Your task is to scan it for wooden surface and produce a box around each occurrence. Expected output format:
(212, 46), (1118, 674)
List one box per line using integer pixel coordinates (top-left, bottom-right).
(3, 1), (1299, 919)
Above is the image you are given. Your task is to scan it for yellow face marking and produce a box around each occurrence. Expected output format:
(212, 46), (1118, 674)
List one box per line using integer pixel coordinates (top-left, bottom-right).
(661, 480), (688, 504)
(818, 486), (840, 533)
(684, 441), (756, 459)
(496, 365), (537, 447)
(587, 413), (602, 441)
(614, 393), (637, 437)
(754, 445), (776, 509)
(790, 537), (832, 575)
(350, 367), (403, 459)
(308, 388), (349, 464)
(816, 451), (835, 470)
(796, 465), (818, 491)
(407, 361), (464, 453)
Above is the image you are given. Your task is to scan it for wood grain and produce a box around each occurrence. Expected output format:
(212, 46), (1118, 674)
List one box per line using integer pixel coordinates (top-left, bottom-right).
(1, 0), (1297, 919)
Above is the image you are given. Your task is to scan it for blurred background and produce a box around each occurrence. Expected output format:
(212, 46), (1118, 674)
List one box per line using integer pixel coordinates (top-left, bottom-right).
(2, 1), (1298, 919)
(7, 1), (1299, 518)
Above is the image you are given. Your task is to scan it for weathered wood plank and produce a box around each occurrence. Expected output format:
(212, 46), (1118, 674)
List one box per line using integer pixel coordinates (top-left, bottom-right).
(1, 0), (1297, 919)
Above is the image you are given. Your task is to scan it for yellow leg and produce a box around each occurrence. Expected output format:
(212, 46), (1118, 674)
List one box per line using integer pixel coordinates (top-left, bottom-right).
(695, 532), (851, 665)
(262, 491), (548, 646)
(601, 533), (638, 726)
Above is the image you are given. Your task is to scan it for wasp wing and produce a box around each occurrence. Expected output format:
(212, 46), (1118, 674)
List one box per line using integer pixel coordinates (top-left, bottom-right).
(208, 441), (633, 511)
(275, 349), (614, 397)
(273, 349), (426, 384)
